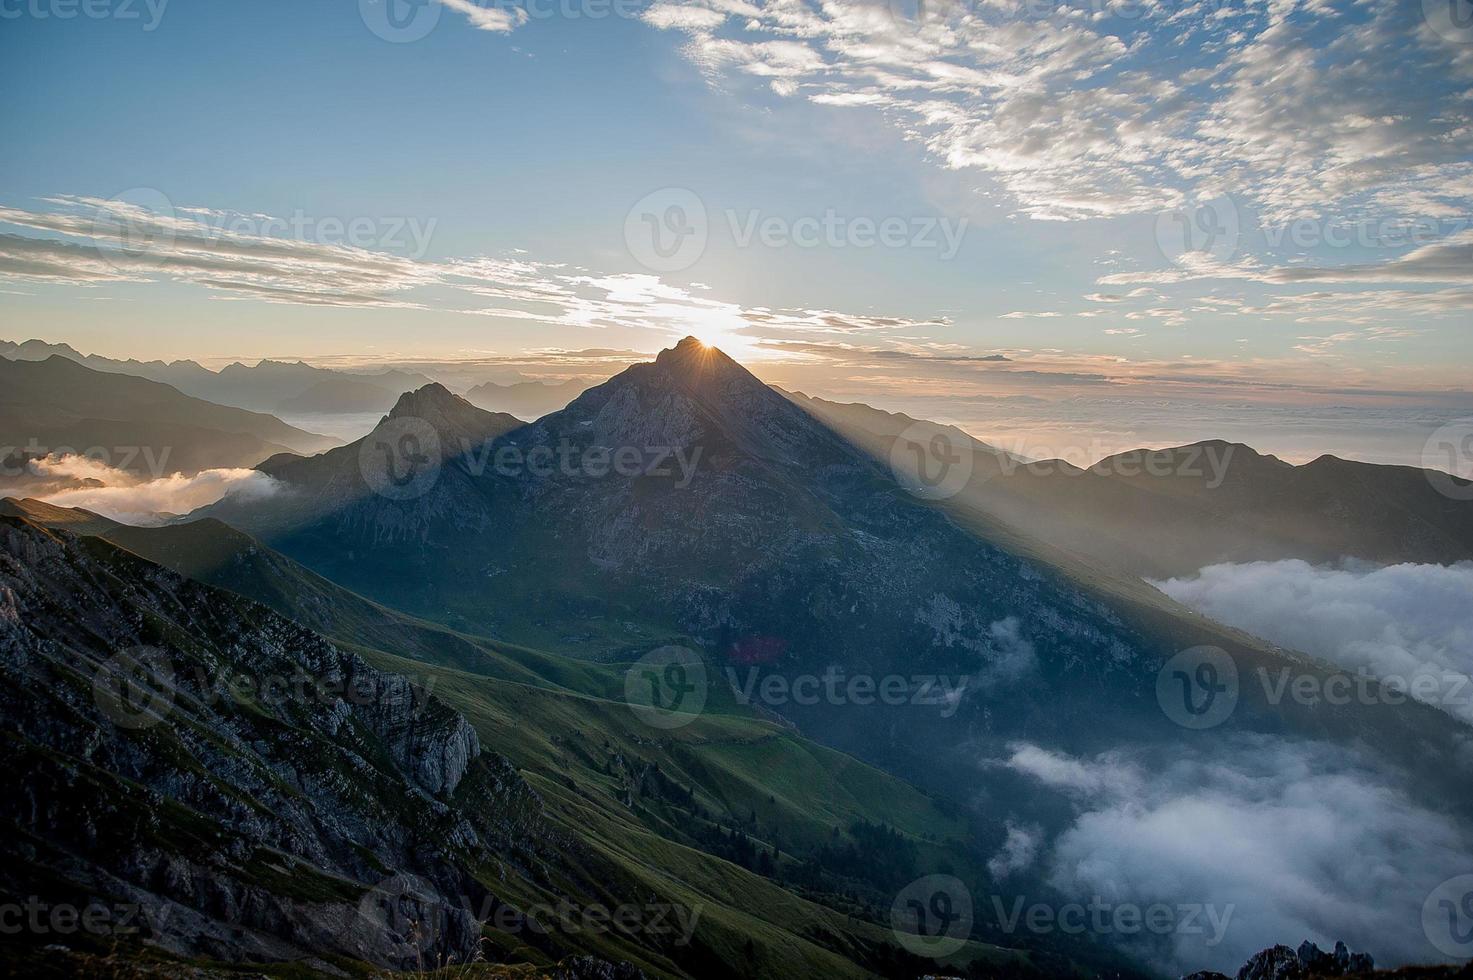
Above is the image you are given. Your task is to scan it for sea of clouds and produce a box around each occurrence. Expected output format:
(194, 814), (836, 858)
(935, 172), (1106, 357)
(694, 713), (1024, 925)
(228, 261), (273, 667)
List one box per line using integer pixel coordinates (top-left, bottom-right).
(986, 558), (1473, 974)
(998, 736), (1470, 975)
(0, 454), (280, 525)
(1154, 560), (1473, 725)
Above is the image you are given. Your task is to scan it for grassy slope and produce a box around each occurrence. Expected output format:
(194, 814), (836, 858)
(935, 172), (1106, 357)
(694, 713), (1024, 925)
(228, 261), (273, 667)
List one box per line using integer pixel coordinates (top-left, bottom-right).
(1, 499), (1042, 979)
(375, 650), (1023, 979)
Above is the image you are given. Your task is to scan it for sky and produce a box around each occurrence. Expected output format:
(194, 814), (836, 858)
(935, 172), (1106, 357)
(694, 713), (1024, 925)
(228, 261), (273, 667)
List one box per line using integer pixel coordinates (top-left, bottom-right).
(1, 0), (1471, 465)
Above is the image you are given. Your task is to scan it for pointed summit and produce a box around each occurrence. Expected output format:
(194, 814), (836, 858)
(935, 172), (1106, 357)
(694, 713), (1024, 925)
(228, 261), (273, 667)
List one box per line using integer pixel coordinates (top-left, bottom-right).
(644, 336), (781, 412)
(236, 384), (524, 499)
(378, 382), (523, 454)
(385, 382), (467, 422)
(514, 333), (859, 472)
(653, 335), (750, 380)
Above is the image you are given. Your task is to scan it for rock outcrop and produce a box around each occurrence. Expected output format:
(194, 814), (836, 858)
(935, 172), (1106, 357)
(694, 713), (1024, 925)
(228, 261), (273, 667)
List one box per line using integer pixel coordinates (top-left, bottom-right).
(1184, 939), (1381, 980)
(0, 514), (544, 970)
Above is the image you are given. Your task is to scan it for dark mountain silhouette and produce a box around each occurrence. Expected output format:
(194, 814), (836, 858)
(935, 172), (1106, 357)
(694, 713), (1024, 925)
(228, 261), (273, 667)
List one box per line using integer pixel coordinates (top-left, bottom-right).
(0, 355), (337, 474)
(1, 338), (432, 414)
(235, 383), (524, 541)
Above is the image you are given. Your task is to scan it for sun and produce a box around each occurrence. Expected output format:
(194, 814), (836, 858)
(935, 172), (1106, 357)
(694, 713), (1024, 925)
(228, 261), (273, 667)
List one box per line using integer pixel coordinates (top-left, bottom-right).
(682, 327), (750, 356)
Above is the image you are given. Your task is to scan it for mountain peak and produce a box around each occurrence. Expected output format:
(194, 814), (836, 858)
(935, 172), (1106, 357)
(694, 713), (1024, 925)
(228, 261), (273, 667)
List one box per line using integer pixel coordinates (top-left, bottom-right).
(386, 382), (459, 419)
(652, 336), (756, 386)
(376, 383), (523, 453)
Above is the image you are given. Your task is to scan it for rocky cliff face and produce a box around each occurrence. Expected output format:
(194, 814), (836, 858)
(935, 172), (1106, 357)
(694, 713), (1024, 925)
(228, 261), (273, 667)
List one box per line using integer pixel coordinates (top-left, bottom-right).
(1184, 940), (1388, 980)
(0, 514), (545, 971)
(239, 383), (524, 546)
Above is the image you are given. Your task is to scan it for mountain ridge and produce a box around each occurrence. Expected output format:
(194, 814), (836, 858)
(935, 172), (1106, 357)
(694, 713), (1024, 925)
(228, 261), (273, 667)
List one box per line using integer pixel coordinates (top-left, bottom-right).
(784, 390), (1473, 576)
(0, 355), (339, 477)
(1, 338), (435, 415)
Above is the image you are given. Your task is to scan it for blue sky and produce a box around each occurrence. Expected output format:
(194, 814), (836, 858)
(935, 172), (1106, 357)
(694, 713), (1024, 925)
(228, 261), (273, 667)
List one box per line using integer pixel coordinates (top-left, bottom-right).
(2, 0), (1471, 463)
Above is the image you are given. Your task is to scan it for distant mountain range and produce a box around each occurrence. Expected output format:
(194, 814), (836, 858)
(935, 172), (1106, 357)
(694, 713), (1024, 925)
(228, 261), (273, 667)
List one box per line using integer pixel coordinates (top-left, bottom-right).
(246, 383), (526, 537)
(1, 338), (433, 415)
(0, 355), (338, 476)
(785, 392), (1473, 578)
(465, 378), (598, 421)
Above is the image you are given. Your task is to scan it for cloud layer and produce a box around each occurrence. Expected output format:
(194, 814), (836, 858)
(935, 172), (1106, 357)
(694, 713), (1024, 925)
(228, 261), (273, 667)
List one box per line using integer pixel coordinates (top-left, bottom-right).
(1154, 560), (1473, 725)
(1003, 736), (1472, 973)
(1, 454), (281, 526)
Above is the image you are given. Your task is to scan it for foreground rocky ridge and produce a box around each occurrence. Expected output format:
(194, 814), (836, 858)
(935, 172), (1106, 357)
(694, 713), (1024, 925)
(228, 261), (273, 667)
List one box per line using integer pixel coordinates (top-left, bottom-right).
(0, 514), (549, 971)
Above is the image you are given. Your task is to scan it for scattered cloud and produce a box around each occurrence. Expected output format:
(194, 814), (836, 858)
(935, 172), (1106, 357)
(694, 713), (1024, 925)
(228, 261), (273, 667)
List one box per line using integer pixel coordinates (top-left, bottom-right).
(987, 820), (1042, 881)
(1102, 231), (1473, 289)
(639, 0), (1473, 225)
(1154, 560), (1473, 726)
(0, 197), (943, 358)
(439, 0), (526, 32)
